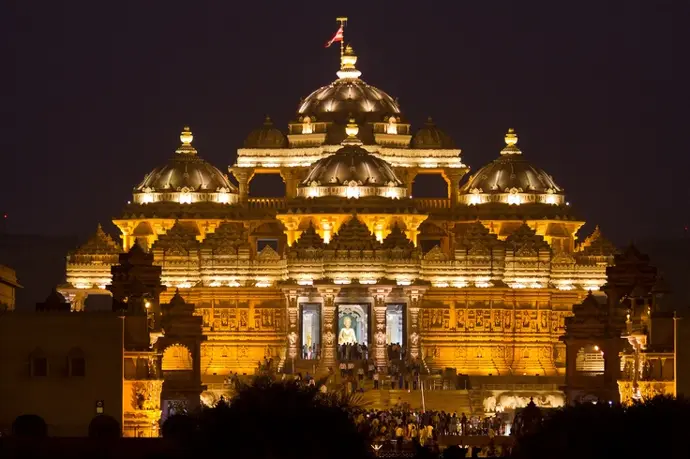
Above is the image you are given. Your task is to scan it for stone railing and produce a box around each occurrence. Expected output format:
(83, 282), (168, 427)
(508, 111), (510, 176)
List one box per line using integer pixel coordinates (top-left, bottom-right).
(248, 197), (288, 209)
(412, 198), (450, 210)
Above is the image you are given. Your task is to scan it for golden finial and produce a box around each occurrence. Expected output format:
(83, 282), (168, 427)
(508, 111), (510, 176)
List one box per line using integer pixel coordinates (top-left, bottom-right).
(345, 118), (359, 137)
(337, 44), (361, 79)
(180, 126), (193, 145)
(176, 126), (197, 155)
(505, 128), (518, 146)
(500, 128), (521, 155)
(342, 117), (362, 146)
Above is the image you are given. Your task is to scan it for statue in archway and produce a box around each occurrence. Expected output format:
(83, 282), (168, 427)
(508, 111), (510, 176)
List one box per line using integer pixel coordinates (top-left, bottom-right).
(338, 316), (357, 345)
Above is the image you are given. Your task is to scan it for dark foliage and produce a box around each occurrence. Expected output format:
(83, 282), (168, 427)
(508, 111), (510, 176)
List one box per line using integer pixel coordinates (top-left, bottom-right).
(514, 396), (690, 459)
(11, 414), (47, 438)
(88, 415), (120, 439)
(163, 378), (370, 459)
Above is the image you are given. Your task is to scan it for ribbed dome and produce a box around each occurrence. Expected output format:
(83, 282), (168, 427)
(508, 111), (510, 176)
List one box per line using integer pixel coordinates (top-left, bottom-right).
(412, 117), (454, 149)
(460, 157), (562, 194)
(297, 45), (401, 123)
(297, 122), (407, 199)
(302, 144), (402, 187)
(459, 129), (564, 206)
(134, 128), (238, 205)
(244, 116), (287, 148)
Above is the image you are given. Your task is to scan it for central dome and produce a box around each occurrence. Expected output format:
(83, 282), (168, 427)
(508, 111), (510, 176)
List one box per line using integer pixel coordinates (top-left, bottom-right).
(297, 45), (401, 123)
(297, 121), (406, 199)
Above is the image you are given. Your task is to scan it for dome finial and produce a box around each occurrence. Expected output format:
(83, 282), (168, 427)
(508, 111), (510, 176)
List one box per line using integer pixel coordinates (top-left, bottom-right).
(500, 128), (521, 155)
(342, 117), (362, 146)
(264, 115), (273, 126)
(337, 44), (362, 80)
(176, 126), (197, 155)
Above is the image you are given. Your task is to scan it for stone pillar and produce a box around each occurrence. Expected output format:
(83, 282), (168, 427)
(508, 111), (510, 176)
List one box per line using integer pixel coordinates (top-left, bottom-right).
(394, 167), (417, 197)
(280, 168), (307, 199)
(321, 295), (337, 370)
(230, 167), (254, 205)
(408, 302), (421, 359)
(444, 168), (467, 207)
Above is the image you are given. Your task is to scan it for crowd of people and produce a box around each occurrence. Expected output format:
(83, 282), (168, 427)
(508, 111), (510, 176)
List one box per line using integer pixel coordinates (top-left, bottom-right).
(349, 407), (509, 451)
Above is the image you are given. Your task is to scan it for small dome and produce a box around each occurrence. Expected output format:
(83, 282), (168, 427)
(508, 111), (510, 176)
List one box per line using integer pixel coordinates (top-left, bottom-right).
(412, 117), (454, 149)
(244, 116), (287, 148)
(459, 129), (564, 206)
(297, 45), (401, 123)
(297, 121), (406, 199)
(134, 127), (238, 205)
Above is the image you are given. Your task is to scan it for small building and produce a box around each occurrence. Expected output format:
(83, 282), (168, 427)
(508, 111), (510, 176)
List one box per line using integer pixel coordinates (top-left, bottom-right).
(0, 264), (21, 310)
(0, 290), (124, 436)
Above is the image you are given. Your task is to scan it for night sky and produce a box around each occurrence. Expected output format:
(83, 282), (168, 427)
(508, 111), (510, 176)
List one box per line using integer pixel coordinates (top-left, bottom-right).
(3, 0), (688, 245)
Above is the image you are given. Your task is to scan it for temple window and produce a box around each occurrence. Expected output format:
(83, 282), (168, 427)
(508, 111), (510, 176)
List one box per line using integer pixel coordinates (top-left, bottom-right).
(69, 357), (86, 377)
(31, 355), (48, 377)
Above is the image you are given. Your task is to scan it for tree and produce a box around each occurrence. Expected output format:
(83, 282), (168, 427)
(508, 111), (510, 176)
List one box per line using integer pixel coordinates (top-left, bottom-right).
(164, 378), (369, 459)
(513, 396), (690, 459)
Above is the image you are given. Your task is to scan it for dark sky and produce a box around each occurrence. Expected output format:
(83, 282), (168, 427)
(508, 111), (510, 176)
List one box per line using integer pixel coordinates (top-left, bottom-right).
(3, 0), (688, 245)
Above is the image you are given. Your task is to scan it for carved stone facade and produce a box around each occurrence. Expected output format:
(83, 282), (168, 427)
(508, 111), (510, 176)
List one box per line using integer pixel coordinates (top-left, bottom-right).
(57, 35), (645, 418)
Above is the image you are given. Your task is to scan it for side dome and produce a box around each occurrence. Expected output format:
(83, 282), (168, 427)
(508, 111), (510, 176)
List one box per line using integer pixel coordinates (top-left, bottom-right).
(297, 121), (406, 199)
(459, 129), (564, 206)
(297, 45), (401, 124)
(133, 127), (238, 205)
(412, 117), (455, 149)
(244, 116), (287, 148)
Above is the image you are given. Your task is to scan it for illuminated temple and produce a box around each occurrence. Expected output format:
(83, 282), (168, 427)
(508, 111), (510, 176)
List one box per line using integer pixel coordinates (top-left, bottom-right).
(54, 37), (676, 435)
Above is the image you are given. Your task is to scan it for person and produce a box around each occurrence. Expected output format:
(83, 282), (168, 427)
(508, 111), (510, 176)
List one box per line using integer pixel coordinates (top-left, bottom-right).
(357, 366), (364, 382)
(373, 371), (380, 389)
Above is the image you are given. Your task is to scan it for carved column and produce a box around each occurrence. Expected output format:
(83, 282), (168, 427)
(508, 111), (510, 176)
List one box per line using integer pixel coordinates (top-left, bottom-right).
(372, 291), (388, 370)
(280, 168), (308, 199)
(230, 167), (254, 205)
(285, 291), (299, 361)
(321, 294), (337, 370)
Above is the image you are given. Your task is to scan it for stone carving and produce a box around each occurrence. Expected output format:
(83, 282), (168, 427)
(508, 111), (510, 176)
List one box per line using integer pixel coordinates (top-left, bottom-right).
(410, 332), (419, 346)
(382, 223), (416, 258)
(287, 332), (298, 346)
(506, 223), (550, 256)
(328, 216), (381, 252)
(257, 244), (281, 261)
(131, 380), (163, 411)
(238, 346), (248, 358)
(152, 221), (200, 256)
(202, 222), (250, 256)
(423, 245), (447, 262)
(69, 224), (122, 264)
(324, 330), (335, 346)
(456, 309), (466, 329)
(577, 226), (617, 259)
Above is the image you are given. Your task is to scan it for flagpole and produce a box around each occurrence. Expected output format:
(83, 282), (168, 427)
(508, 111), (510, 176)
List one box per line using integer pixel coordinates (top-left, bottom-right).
(336, 17), (348, 62)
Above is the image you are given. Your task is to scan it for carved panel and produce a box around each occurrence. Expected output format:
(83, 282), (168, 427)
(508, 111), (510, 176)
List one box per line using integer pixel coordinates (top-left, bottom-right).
(456, 309), (466, 330)
(421, 308), (449, 330)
